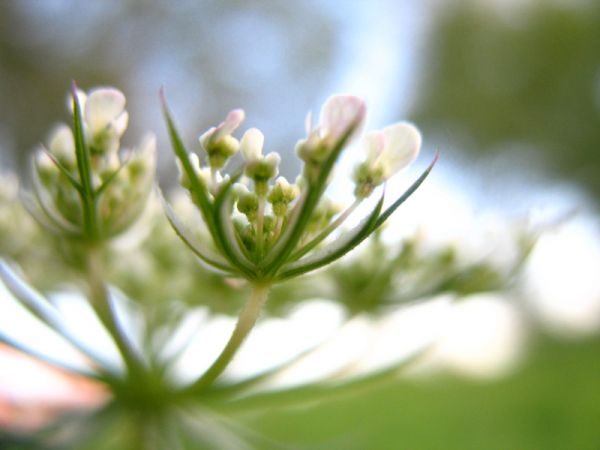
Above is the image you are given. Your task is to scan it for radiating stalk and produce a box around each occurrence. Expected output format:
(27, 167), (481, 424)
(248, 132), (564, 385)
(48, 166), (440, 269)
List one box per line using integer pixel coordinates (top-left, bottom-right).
(86, 247), (145, 378)
(187, 283), (270, 393)
(256, 196), (266, 255)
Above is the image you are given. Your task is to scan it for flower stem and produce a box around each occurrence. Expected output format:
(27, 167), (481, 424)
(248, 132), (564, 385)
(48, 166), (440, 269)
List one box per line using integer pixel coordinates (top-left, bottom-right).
(187, 283), (270, 394)
(86, 247), (145, 378)
(256, 196), (266, 254)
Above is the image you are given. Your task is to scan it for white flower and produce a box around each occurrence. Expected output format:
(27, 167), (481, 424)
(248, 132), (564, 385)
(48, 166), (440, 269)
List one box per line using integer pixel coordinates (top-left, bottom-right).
(200, 109), (245, 148)
(363, 122), (421, 180)
(240, 128), (280, 189)
(319, 95), (366, 144)
(127, 134), (157, 185)
(199, 109), (245, 169)
(298, 95), (366, 167)
(48, 124), (75, 167)
(84, 88), (129, 140)
(240, 128), (265, 161)
(353, 122), (421, 198)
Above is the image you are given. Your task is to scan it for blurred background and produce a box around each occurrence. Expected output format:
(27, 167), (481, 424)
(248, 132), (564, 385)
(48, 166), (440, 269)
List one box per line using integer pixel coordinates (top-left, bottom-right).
(1, 0), (600, 448)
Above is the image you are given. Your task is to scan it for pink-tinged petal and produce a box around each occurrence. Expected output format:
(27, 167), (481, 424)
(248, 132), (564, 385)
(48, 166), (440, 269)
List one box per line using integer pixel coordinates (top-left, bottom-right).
(84, 88), (126, 135)
(319, 95), (366, 142)
(215, 109), (245, 140)
(382, 122), (421, 174)
(304, 110), (314, 135)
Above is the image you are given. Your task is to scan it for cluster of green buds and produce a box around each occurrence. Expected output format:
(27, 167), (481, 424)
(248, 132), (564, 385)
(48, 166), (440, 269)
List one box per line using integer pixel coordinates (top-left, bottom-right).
(28, 83), (155, 243)
(162, 91), (436, 284)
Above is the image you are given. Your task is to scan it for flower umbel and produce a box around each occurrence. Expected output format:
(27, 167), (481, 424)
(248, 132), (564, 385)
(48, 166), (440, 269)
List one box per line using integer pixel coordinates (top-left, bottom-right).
(26, 83), (155, 243)
(161, 92), (435, 283)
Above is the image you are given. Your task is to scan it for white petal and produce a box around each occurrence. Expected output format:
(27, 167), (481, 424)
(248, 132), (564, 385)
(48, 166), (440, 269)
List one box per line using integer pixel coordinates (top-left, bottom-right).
(362, 131), (385, 163)
(319, 95), (366, 142)
(274, 176), (290, 190)
(48, 124), (75, 160)
(35, 147), (55, 171)
(111, 111), (129, 136)
(136, 134), (157, 171)
(382, 122), (421, 173)
(264, 152), (281, 167)
(240, 128), (264, 161)
(84, 88), (126, 135)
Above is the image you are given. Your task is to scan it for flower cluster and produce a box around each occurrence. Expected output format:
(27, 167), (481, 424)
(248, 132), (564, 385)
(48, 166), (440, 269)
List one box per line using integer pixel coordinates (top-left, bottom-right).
(29, 85), (155, 243)
(162, 92), (433, 284)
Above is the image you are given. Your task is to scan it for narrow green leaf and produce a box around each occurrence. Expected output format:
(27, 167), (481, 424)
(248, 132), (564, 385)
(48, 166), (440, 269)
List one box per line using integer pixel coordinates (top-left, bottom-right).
(95, 152), (131, 196)
(160, 89), (214, 228)
(0, 330), (104, 381)
(202, 342), (329, 399)
(71, 81), (100, 242)
(27, 168), (81, 236)
(39, 147), (82, 193)
(372, 152), (438, 231)
(289, 199), (361, 262)
(209, 346), (429, 414)
(20, 192), (71, 236)
(71, 82), (94, 198)
(212, 177), (257, 278)
(158, 187), (236, 274)
(0, 261), (115, 372)
(277, 194), (384, 280)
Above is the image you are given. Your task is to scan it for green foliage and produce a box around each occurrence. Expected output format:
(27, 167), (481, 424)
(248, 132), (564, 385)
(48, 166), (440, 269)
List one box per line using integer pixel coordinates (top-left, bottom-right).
(413, 2), (600, 202)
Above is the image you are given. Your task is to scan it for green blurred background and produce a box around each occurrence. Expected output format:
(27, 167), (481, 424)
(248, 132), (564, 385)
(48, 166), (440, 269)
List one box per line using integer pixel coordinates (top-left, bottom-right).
(1, 0), (599, 448)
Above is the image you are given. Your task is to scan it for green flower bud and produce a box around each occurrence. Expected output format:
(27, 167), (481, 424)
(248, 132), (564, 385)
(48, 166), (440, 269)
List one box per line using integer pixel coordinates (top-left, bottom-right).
(268, 177), (299, 217)
(234, 184), (258, 221)
(200, 109), (244, 169)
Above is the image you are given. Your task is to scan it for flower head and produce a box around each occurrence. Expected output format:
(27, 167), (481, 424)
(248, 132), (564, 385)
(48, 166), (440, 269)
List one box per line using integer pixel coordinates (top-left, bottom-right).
(240, 128), (280, 195)
(84, 88), (129, 155)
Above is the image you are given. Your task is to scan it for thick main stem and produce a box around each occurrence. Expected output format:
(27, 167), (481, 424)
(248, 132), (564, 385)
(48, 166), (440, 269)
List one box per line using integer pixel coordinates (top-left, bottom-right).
(188, 283), (270, 393)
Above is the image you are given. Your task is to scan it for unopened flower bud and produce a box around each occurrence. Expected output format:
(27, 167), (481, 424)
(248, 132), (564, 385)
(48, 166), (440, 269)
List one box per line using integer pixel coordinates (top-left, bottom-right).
(268, 177), (299, 216)
(84, 88), (129, 155)
(200, 109), (245, 169)
(234, 183), (259, 221)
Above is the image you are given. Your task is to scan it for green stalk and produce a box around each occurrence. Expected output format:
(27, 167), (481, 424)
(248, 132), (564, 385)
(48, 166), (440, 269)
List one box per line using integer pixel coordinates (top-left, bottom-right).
(187, 283), (271, 394)
(86, 247), (145, 378)
(256, 196), (266, 256)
